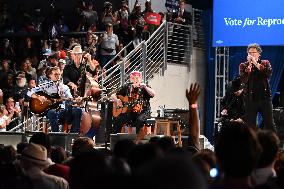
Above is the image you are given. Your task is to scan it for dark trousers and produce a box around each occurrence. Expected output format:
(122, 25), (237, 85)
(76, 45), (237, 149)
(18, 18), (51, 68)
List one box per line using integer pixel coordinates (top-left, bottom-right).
(113, 111), (149, 134)
(244, 97), (276, 132)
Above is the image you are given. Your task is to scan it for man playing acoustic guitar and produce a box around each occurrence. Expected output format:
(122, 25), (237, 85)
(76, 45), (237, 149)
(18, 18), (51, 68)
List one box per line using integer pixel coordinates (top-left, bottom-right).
(111, 71), (155, 137)
(27, 66), (83, 133)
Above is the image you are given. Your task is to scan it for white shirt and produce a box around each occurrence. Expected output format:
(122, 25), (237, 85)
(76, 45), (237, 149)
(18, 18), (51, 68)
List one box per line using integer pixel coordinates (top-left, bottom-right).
(251, 166), (277, 186)
(27, 80), (73, 109)
(25, 166), (69, 189)
(0, 115), (8, 131)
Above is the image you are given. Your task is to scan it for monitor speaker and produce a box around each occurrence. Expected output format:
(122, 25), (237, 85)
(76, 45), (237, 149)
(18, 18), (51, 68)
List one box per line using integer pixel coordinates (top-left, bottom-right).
(25, 131), (79, 152)
(49, 132), (79, 152)
(0, 132), (26, 148)
(110, 133), (137, 151)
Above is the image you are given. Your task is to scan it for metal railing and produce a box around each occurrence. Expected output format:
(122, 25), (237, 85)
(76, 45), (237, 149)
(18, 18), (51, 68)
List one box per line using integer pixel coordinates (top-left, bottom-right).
(9, 115), (46, 132)
(166, 22), (192, 65)
(9, 21), (193, 132)
(97, 21), (192, 95)
(192, 9), (205, 49)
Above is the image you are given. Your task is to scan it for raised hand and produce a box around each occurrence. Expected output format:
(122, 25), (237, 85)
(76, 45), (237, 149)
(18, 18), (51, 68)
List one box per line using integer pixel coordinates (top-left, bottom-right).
(186, 83), (201, 105)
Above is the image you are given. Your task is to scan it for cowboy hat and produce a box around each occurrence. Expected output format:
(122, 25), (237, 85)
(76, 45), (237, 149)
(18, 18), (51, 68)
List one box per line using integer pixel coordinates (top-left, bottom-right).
(16, 73), (26, 79)
(59, 59), (66, 64)
(21, 142), (50, 166)
(69, 45), (83, 54)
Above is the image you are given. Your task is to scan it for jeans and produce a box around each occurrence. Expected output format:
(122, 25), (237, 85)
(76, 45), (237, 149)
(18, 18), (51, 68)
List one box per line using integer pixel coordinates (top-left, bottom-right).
(47, 109), (65, 132)
(47, 107), (82, 133)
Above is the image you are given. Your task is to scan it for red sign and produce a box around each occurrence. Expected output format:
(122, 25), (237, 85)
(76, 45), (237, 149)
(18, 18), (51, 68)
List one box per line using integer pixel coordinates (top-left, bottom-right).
(144, 13), (162, 26)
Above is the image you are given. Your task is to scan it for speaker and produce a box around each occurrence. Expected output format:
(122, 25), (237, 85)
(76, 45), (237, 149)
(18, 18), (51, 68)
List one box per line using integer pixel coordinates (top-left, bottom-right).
(164, 109), (190, 128)
(49, 133), (79, 152)
(110, 133), (137, 151)
(25, 131), (79, 152)
(173, 135), (210, 149)
(273, 108), (284, 140)
(0, 132), (26, 148)
(96, 101), (113, 144)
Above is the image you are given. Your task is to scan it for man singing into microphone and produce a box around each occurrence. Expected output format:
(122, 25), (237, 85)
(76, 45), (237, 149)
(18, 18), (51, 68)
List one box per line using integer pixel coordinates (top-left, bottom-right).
(27, 66), (82, 132)
(239, 43), (276, 132)
(111, 71), (155, 137)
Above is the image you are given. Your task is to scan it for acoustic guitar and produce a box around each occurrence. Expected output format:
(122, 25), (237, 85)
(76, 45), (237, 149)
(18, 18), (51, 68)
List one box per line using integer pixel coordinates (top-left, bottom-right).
(112, 95), (144, 117)
(29, 91), (92, 116)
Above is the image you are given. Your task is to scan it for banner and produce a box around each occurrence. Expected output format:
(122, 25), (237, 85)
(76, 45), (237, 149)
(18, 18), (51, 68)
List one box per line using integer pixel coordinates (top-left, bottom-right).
(213, 0), (284, 46)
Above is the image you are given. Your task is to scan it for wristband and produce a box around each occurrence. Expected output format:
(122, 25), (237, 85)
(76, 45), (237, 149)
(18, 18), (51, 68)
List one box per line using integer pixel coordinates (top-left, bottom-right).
(190, 103), (198, 109)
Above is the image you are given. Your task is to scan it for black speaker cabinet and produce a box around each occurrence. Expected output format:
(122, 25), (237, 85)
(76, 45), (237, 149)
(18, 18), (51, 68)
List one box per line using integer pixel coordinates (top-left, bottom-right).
(110, 133), (137, 151)
(273, 108), (284, 140)
(97, 101), (113, 144)
(25, 131), (79, 152)
(49, 133), (79, 152)
(0, 132), (26, 148)
(164, 109), (190, 128)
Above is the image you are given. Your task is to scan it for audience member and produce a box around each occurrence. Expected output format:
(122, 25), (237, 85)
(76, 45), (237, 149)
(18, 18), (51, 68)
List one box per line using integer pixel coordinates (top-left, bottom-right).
(82, 1), (98, 31)
(251, 130), (280, 187)
(134, 155), (207, 189)
(212, 121), (262, 189)
(20, 142), (69, 189)
(99, 23), (119, 69)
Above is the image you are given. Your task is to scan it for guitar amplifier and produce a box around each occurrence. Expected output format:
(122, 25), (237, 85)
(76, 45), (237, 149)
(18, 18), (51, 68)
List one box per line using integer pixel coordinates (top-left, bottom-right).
(164, 109), (190, 128)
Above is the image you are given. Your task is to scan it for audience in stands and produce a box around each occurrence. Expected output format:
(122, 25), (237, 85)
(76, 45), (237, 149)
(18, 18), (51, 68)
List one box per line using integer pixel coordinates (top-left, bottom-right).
(2, 2), (284, 189)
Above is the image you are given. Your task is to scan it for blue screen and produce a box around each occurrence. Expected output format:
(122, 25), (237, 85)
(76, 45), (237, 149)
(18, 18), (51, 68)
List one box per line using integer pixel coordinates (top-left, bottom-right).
(213, 0), (284, 47)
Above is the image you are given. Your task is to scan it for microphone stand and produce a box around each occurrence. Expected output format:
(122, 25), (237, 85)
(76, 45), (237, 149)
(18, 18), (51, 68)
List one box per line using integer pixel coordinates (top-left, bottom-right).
(95, 88), (111, 149)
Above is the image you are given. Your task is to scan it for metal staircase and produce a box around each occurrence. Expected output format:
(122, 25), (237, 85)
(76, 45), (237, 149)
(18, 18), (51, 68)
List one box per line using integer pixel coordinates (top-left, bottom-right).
(97, 21), (193, 95)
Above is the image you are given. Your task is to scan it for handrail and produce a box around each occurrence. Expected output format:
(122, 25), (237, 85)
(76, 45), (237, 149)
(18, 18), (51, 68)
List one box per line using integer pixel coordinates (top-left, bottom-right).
(19, 19), (196, 131)
(145, 21), (166, 44)
(102, 41), (133, 69)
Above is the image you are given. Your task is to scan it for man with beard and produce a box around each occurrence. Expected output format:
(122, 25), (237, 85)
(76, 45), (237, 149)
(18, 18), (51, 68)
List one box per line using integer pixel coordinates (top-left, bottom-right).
(63, 45), (97, 97)
(12, 73), (28, 107)
(111, 71), (155, 141)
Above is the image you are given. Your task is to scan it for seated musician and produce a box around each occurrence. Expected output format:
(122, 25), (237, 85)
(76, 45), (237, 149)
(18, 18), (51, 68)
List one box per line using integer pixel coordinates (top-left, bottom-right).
(220, 76), (245, 123)
(111, 71), (156, 136)
(27, 66), (82, 132)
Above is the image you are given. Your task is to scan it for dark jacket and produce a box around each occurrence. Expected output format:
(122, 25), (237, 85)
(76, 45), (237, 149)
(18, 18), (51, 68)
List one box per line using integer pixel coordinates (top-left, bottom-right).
(239, 60), (272, 101)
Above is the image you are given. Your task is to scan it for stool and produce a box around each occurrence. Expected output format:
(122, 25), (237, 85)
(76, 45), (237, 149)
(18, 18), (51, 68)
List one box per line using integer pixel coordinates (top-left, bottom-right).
(154, 117), (181, 146)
